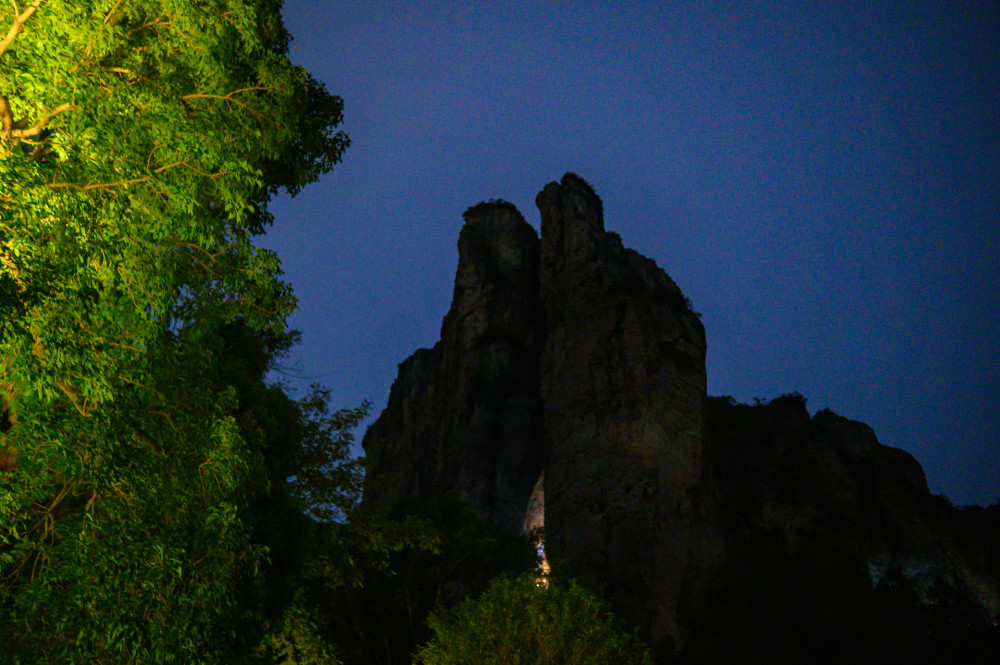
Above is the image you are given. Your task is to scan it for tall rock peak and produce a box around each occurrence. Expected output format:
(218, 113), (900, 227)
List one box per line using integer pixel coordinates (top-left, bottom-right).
(364, 175), (717, 651)
(536, 174), (718, 651)
(453, 199), (538, 298)
(536, 172), (606, 273)
(363, 202), (544, 533)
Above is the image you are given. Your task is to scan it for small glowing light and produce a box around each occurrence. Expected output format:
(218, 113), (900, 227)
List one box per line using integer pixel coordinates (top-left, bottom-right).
(526, 470), (549, 587)
(534, 534), (550, 588)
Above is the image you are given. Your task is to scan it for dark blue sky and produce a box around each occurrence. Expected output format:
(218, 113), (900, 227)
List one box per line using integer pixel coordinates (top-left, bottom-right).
(261, 1), (999, 506)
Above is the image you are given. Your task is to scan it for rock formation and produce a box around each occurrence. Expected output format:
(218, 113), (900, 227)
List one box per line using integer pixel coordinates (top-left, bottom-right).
(708, 394), (951, 566)
(362, 174), (1000, 659)
(535, 175), (721, 650)
(694, 394), (1000, 662)
(361, 201), (544, 533)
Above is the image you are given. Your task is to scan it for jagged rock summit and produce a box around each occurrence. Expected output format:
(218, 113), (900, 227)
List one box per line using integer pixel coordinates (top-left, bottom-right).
(363, 173), (718, 650)
(362, 174), (1000, 660)
(535, 175), (721, 646)
(361, 199), (544, 534)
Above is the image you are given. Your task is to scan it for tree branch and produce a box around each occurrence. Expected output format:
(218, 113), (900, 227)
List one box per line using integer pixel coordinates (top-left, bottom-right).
(54, 378), (93, 417)
(0, 244), (26, 291)
(6, 101), (71, 139)
(0, 93), (12, 140)
(153, 159), (231, 179)
(180, 86), (273, 102)
(124, 16), (169, 38)
(47, 156), (234, 192)
(0, 0), (45, 63)
(181, 86), (272, 121)
(103, 0), (127, 25)
(145, 143), (164, 171)
(46, 176), (151, 191)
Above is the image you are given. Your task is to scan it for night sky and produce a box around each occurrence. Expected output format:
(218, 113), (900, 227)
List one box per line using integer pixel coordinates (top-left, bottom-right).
(260, 1), (999, 507)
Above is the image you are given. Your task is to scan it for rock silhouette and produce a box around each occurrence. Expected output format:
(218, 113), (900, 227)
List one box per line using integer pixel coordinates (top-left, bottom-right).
(362, 200), (544, 534)
(534, 175), (721, 649)
(362, 173), (999, 658)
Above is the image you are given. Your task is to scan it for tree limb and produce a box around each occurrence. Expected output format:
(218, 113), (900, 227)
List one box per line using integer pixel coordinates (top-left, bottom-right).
(0, 245), (25, 291)
(54, 378), (93, 417)
(0, 4), (66, 145)
(124, 16), (169, 38)
(0, 93), (12, 140)
(46, 161), (231, 192)
(6, 101), (71, 139)
(0, 0), (45, 63)
(103, 0), (127, 25)
(181, 86), (272, 122)
(180, 86), (273, 102)
(154, 160), (231, 179)
(46, 176), (151, 191)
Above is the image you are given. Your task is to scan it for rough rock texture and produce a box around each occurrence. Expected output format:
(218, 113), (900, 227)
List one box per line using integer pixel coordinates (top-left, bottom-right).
(535, 174), (722, 651)
(706, 393), (1000, 619)
(362, 175), (1000, 660)
(707, 394), (945, 563)
(362, 202), (545, 533)
(363, 178), (720, 648)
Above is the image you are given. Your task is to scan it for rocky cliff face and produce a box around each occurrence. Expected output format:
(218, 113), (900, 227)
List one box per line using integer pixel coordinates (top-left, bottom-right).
(708, 394), (949, 564)
(362, 174), (999, 658)
(535, 175), (721, 649)
(364, 174), (719, 649)
(361, 202), (544, 533)
(707, 394), (1000, 614)
(693, 394), (1000, 662)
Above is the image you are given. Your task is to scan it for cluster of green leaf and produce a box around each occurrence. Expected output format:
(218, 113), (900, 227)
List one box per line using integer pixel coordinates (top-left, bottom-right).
(414, 575), (653, 665)
(293, 493), (538, 665)
(0, 1), (352, 662)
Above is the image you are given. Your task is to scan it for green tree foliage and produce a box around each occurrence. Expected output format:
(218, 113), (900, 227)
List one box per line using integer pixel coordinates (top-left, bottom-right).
(296, 493), (538, 665)
(414, 575), (654, 665)
(0, 1), (349, 662)
(191, 321), (365, 663)
(254, 598), (344, 665)
(290, 388), (367, 524)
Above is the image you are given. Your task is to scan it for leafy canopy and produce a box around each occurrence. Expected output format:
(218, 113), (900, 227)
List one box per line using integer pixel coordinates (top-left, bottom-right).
(1, 0), (347, 406)
(0, 1), (350, 662)
(415, 575), (654, 665)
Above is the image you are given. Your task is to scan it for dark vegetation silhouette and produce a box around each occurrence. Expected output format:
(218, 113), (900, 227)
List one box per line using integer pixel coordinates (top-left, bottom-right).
(295, 492), (538, 665)
(463, 198), (522, 221)
(680, 541), (1000, 664)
